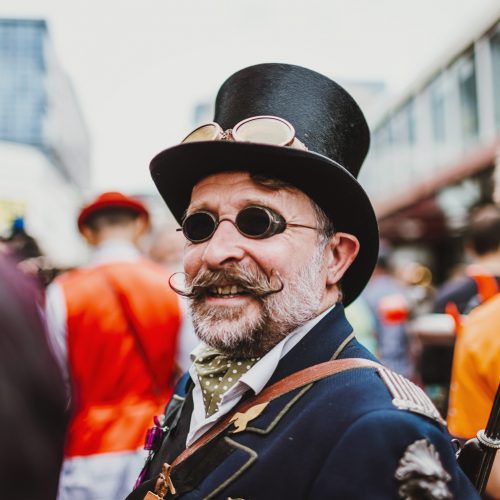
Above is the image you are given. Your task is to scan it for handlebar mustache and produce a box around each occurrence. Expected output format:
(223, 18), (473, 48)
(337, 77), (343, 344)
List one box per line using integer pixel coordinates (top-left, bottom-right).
(168, 268), (284, 299)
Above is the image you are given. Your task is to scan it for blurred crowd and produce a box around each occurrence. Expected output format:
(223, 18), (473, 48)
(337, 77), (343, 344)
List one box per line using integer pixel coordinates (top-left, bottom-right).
(1, 193), (499, 499)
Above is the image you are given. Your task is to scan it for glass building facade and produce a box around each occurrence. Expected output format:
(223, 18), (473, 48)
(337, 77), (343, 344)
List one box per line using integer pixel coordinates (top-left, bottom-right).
(0, 19), (46, 145)
(0, 19), (90, 265)
(0, 19), (90, 188)
(361, 18), (500, 212)
(492, 30), (500, 132)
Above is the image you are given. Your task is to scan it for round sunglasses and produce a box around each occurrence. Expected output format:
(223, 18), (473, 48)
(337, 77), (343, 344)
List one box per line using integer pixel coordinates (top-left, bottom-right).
(178, 206), (319, 243)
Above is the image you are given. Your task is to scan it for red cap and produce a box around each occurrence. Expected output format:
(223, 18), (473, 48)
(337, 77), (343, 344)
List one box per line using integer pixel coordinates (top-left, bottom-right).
(77, 192), (149, 232)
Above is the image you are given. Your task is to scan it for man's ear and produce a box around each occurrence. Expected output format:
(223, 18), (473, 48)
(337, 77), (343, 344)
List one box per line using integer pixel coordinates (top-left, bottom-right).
(132, 214), (150, 245)
(325, 232), (360, 286)
(80, 226), (98, 246)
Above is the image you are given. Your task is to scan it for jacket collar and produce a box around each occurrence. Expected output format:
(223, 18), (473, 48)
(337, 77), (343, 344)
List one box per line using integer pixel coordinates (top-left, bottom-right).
(268, 302), (353, 384)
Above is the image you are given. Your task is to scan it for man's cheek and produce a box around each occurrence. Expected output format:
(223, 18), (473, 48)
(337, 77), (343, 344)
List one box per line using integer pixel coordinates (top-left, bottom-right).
(183, 249), (202, 274)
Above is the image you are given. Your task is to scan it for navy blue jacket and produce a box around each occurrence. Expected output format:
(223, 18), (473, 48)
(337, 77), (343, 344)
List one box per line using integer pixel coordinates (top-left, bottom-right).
(128, 305), (478, 499)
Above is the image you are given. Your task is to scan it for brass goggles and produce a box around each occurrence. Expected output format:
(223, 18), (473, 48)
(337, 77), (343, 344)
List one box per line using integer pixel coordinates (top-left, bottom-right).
(179, 206), (318, 243)
(182, 115), (307, 150)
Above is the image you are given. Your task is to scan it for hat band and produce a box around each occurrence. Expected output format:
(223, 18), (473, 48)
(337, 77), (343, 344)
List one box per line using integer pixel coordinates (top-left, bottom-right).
(181, 115), (308, 151)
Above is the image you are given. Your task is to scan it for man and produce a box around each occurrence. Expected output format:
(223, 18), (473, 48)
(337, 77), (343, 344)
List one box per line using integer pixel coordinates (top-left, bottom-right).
(434, 204), (500, 315)
(148, 223), (199, 372)
(0, 256), (68, 500)
(448, 295), (500, 498)
(362, 240), (413, 378)
(45, 191), (182, 500)
(424, 205), (500, 417)
(129, 64), (478, 499)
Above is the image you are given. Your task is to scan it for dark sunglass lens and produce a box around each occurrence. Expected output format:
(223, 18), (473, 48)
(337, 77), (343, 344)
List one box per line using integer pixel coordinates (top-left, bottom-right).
(236, 207), (272, 238)
(183, 212), (216, 242)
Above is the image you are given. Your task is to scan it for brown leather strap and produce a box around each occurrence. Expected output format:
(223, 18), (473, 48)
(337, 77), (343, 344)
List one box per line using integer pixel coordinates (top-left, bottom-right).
(171, 357), (381, 468)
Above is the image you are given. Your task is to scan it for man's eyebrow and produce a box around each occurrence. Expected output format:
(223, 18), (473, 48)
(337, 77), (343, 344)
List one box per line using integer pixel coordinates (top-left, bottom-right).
(185, 196), (281, 217)
(184, 202), (210, 218)
(237, 197), (281, 209)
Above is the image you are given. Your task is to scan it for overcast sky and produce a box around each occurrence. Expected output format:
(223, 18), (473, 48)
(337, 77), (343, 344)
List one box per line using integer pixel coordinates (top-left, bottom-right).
(1, 0), (499, 194)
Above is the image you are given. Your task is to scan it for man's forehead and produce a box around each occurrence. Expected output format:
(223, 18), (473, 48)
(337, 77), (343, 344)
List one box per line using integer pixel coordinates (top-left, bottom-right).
(192, 171), (253, 192)
(188, 171), (311, 211)
(191, 171), (301, 198)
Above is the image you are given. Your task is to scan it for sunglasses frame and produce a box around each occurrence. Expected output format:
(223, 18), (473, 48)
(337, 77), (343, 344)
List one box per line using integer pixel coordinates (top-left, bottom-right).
(179, 205), (319, 243)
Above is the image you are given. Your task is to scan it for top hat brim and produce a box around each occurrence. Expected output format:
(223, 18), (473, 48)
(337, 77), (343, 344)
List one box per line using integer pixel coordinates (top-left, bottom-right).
(150, 141), (378, 306)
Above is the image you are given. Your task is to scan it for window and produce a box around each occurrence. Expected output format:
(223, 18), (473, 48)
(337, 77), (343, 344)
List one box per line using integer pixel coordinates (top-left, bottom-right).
(490, 30), (500, 132)
(457, 52), (479, 141)
(390, 100), (416, 147)
(0, 21), (45, 144)
(429, 76), (447, 142)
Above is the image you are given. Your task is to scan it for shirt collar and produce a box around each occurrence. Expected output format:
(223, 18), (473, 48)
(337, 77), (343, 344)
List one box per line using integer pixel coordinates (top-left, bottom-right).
(88, 239), (141, 266)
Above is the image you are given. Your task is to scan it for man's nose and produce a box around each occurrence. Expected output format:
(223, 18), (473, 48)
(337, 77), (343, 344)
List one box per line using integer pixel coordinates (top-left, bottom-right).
(201, 219), (246, 268)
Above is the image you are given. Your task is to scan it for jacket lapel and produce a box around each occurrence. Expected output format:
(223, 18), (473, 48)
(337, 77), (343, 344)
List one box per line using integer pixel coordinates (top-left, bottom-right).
(231, 304), (356, 437)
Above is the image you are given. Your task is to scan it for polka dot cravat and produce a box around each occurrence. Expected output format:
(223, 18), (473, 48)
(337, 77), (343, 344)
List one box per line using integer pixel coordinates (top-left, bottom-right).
(193, 346), (261, 417)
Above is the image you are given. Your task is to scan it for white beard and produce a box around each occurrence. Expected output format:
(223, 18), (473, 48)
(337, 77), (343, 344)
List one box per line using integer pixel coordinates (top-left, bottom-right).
(189, 243), (327, 357)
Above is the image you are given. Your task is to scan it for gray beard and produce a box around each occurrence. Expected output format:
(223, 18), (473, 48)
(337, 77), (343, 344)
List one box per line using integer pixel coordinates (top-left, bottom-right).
(189, 244), (326, 358)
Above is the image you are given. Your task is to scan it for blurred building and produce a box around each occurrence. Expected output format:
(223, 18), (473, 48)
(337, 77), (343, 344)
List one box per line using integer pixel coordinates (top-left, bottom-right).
(0, 18), (89, 267)
(360, 7), (500, 283)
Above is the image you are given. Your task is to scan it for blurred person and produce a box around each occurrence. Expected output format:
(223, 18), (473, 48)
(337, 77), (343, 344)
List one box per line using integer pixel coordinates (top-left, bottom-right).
(149, 223), (199, 372)
(148, 221), (185, 271)
(45, 191), (182, 500)
(362, 240), (413, 378)
(3, 216), (43, 261)
(420, 205), (500, 417)
(447, 294), (500, 498)
(400, 260), (436, 316)
(345, 295), (378, 355)
(128, 63), (477, 500)
(0, 255), (68, 500)
(434, 204), (500, 315)
(2, 216), (58, 287)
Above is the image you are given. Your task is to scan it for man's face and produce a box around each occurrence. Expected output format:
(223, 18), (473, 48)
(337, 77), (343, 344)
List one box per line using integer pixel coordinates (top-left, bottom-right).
(183, 171), (331, 357)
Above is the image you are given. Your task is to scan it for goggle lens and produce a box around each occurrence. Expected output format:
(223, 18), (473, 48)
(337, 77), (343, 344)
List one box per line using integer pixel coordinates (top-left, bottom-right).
(181, 206), (283, 243)
(235, 206), (273, 237)
(232, 117), (294, 146)
(182, 123), (221, 143)
(182, 211), (217, 242)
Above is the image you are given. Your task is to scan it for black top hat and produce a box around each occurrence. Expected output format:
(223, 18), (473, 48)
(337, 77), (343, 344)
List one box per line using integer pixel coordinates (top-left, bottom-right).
(150, 63), (379, 305)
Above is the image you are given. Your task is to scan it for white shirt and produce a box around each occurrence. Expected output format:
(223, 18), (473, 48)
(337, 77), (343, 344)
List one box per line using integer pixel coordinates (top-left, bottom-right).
(186, 304), (335, 446)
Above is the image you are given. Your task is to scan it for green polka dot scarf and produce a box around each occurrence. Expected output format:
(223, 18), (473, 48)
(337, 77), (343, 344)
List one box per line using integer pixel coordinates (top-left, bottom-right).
(193, 346), (261, 417)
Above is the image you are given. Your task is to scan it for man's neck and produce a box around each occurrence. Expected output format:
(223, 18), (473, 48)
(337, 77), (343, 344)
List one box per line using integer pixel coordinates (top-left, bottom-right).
(88, 239), (141, 266)
(473, 253), (500, 275)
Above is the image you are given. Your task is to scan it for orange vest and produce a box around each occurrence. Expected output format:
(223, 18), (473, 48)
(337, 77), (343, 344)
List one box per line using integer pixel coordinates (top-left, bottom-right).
(58, 259), (181, 458)
(445, 266), (499, 334)
(447, 294), (500, 438)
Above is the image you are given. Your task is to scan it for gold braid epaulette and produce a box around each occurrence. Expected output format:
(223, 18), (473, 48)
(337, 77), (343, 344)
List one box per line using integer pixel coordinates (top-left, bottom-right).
(378, 367), (446, 426)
